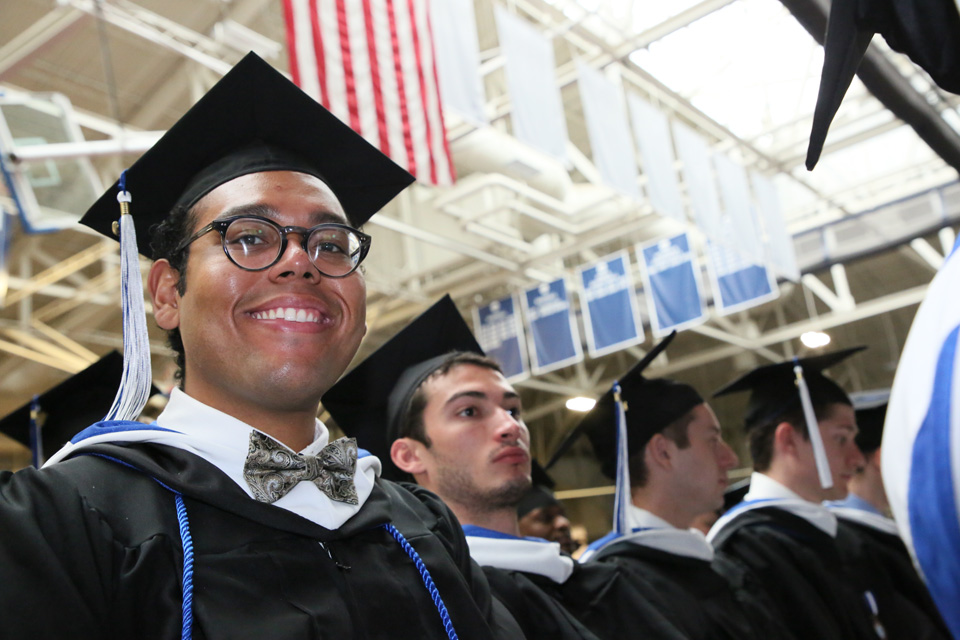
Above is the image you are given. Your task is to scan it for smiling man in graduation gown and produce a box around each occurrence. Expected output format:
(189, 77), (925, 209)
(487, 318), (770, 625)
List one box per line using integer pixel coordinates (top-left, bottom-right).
(551, 332), (792, 640)
(324, 295), (688, 640)
(708, 348), (886, 639)
(827, 394), (951, 638)
(0, 54), (514, 640)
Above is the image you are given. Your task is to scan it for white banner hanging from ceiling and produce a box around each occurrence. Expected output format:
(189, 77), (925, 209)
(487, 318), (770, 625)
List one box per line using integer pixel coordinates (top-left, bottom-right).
(576, 62), (640, 199)
(637, 233), (707, 336)
(627, 94), (686, 223)
(473, 294), (530, 382)
(752, 171), (800, 282)
(431, 0), (487, 127)
(494, 7), (568, 163)
(576, 251), (644, 358)
(672, 121), (723, 241)
(522, 278), (584, 375)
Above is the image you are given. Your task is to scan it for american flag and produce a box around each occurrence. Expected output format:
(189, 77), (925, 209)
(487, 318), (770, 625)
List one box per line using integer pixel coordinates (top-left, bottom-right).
(282, 0), (455, 186)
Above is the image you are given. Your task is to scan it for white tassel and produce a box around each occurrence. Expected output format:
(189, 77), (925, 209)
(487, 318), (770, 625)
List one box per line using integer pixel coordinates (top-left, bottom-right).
(104, 189), (152, 422)
(794, 362), (834, 490)
(613, 382), (632, 536)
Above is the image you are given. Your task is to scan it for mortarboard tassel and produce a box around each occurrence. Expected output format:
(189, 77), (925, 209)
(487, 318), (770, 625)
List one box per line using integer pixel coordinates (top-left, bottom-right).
(793, 359), (834, 490)
(104, 171), (152, 422)
(612, 381), (633, 536)
(28, 395), (43, 468)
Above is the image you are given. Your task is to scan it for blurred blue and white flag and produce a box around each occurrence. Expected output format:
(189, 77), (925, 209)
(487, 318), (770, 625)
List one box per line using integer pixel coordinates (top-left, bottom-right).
(883, 236), (960, 638)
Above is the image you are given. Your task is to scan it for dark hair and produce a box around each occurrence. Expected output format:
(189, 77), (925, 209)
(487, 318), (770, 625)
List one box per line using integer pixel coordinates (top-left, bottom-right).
(628, 410), (694, 488)
(399, 352), (504, 446)
(149, 203), (198, 384)
(748, 402), (839, 471)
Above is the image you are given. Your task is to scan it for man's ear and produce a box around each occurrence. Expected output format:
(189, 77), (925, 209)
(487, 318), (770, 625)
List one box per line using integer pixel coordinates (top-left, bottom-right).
(773, 421), (799, 458)
(647, 433), (673, 470)
(391, 438), (427, 476)
(149, 259), (181, 331)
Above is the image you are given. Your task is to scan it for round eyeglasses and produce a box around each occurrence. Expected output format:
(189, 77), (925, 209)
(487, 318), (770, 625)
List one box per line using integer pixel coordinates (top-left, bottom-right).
(176, 215), (372, 277)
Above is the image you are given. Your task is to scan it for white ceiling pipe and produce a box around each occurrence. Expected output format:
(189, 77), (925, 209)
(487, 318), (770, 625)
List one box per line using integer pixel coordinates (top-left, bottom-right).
(448, 126), (573, 200)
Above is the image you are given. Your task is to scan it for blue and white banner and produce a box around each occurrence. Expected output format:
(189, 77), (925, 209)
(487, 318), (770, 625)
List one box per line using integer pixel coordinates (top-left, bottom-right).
(705, 223), (779, 315)
(627, 94), (685, 223)
(713, 153), (764, 265)
(577, 63), (640, 199)
(473, 294), (529, 382)
(637, 233), (707, 336)
(576, 251), (644, 357)
(431, 0), (487, 126)
(494, 7), (568, 162)
(521, 278), (583, 374)
(883, 236), (960, 638)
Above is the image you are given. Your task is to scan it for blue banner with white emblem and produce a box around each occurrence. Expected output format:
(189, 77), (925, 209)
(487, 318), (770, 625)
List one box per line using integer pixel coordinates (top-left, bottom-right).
(637, 233), (707, 336)
(576, 251), (644, 357)
(521, 279), (583, 374)
(473, 294), (529, 382)
(705, 224), (779, 315)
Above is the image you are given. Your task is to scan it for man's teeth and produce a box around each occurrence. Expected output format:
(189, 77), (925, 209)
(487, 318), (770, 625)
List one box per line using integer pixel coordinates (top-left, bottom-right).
(251, 308), (321, 323)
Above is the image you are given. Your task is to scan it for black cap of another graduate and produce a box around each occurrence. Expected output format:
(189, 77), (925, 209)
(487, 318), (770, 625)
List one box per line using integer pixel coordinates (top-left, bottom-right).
(323, 295), (484, 480)
(850, 389), (890, 454)
(546, 331), (704, 478)
(517, 460), (560, 518)
(79, 52), (414, 257)
(0, 352), (126, 462)
(713, 347), (866, 432)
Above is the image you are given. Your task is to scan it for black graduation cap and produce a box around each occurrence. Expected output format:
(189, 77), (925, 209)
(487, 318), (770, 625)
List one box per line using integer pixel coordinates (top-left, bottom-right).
(546, 331), (703, 479)
(322, 295), (483, 480)
(713, 346), (866, 431)
(806, 0), (960, 170)
(517, 460), (560, 518)
(79, 52), (414, 257)
(850, 389), (890, 454)
(0, 352), (126, 464)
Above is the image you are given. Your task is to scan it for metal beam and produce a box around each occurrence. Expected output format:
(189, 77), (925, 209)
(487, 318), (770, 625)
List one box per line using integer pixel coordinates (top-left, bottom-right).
(0, 6), (86, 79)
(654, 284), (929, 376)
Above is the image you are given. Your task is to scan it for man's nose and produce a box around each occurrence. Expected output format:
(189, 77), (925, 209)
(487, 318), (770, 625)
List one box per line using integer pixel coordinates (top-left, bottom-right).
(271, 232), (317, 280)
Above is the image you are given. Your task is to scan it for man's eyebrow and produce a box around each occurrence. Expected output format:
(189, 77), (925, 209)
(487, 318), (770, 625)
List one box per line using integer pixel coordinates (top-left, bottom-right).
(444, 390), (488, 406)
(215, 204), (348, 225)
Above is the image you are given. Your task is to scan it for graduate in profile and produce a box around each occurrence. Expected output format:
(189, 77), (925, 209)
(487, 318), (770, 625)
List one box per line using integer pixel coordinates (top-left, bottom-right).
(709, 348), (886, 639)
(324, 295), (688, 640)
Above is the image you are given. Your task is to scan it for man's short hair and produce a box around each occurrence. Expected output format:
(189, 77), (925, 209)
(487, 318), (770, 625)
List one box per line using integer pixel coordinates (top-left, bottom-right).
(150, 203), (197, 384)
(398, 352), (503, 446)
(749, 402), (836, 471)
(628, 409), (695, 488)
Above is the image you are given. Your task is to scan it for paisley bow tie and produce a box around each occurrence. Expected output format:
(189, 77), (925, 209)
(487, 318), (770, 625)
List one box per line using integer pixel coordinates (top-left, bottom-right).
(243, 431), (359, 505)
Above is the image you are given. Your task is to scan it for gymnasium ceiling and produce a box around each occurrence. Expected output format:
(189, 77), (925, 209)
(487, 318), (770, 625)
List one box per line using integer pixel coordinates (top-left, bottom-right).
(2, 0), (959, 480)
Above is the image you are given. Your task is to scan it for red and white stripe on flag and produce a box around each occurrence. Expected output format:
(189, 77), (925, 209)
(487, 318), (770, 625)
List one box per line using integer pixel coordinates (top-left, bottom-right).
(283, 0), (456, 186)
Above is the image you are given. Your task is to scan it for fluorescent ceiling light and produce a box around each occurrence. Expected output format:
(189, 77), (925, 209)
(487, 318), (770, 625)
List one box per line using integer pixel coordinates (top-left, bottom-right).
(800, 331), (831, 349)
(566, 397), (596, 412)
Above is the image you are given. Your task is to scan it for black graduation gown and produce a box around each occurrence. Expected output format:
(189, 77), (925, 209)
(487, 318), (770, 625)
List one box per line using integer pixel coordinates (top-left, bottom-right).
(539, 562), (691, 640)
(835, 517), (951, 640)
(590, 540), (796, 640)
(0, 442), (519, 639)
(480, 566), (601, 640)
(711, 506), (881, 640)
